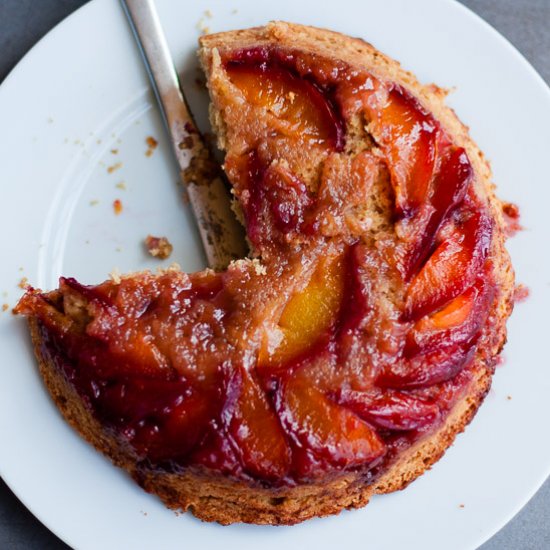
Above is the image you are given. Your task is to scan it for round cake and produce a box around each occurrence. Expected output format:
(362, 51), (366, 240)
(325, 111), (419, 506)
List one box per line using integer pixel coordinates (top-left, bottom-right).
(15, 22), (515, 525)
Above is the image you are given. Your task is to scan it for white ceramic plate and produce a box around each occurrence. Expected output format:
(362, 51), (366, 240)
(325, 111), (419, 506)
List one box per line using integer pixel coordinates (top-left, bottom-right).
(1, 0), (549, 548)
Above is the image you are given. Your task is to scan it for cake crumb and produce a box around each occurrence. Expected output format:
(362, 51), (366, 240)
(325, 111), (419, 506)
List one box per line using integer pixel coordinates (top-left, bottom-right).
(196, 18), (210, 34)
(502, 202), (522, 237)
(2, 304), (8, 312)
(110, 148), (119, 155)
(113, 199), (123, 215)
(251, 259), (267, 275)
(108, 162), (122, 174)
(513, 284), (530, 303)
(116, 181), (127, 190)
(507, 395), (512, 401)
(89, 199), (99, 206)
(109, 268), (121, 284)
(145, 136), (158, 157)
(18, 277), (29, 289)
(204, 9), (213, 18)
(140, 510), (148, 516)
(459, 504), (465, 509)
(145, 235), (173, 260)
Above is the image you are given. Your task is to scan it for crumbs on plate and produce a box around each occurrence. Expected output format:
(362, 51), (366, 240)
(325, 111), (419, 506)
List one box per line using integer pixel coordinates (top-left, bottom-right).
(18, 277), (29, 290)
(113, 199), (123, 215)
(107, 162), (122, 174)
(145, 136), (158, 157)
(145, 235), (173, 260)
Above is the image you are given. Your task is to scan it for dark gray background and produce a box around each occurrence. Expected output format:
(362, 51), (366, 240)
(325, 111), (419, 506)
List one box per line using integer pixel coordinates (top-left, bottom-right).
(0, 0), (548, 548)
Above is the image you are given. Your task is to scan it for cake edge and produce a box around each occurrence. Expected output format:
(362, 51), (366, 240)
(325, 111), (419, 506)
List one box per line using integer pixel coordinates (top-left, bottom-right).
(27, 305), (509, 525)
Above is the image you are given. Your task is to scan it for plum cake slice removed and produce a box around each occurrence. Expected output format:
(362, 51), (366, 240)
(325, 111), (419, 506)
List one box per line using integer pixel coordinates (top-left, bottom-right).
(15, 22), (514, 525)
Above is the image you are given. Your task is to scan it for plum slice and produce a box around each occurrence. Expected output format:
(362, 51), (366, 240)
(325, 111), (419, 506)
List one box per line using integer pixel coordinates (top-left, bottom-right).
(102, 381), (214, 463)
(369, 85), (474, 279)
(406, 278), (494, 357)
(263, 163), (313, 233)
(222, 366), (291, 480)
(402, 147), (474, 278)
(225, 61), (344, 149)
(277, 373), (385, 472)
(372, 85), (437, 217)
(259, 253), (344, 367)
(334, 388), (440, 431)
(379, 277), (493, 390)
(236, 151), (314, 247)
(405, 208), (492, 322)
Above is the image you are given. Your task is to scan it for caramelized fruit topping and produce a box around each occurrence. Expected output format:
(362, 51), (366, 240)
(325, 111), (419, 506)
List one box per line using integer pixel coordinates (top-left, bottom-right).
(222, 366), (291, 480)
(335, 388), (440, 431)
(277, 374), (385, 476)
(226, 62), (344, 149)
(234, 150), (313, 247)
(405, 207), (492, 321)
(259, 253), (344, 367)
(15, 44), (500, 486)
(373, 85), (437, 216)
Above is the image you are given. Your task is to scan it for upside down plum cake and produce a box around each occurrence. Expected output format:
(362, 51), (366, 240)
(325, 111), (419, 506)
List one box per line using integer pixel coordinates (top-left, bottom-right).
(15, 22), (515, 525)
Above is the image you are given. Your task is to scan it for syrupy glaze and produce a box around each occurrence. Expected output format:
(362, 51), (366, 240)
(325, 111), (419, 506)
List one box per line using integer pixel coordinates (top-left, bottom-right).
(16, 44), (502, 487)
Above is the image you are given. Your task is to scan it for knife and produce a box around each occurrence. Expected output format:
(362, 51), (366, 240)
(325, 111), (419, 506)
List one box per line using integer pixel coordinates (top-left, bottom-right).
(120, 0), (247, 271)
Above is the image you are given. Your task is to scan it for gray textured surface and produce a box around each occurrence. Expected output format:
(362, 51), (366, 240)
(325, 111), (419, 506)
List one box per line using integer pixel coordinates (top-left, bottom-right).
(0, 0), (549, 548)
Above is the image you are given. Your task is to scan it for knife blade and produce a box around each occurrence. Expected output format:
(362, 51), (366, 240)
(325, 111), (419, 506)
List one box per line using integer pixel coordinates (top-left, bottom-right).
(120, 0), (247, 271)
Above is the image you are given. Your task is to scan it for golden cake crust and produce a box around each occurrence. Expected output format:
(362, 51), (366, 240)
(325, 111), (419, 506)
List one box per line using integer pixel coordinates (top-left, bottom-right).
(20, 21), (514, 525)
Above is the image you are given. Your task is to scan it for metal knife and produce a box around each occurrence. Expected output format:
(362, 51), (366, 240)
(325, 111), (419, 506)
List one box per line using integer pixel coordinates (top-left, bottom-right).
(120, 0), (247, 271)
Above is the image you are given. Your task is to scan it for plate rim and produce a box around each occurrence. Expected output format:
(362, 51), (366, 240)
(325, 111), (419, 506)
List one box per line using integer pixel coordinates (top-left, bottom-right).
(1, 0), (549, 548)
